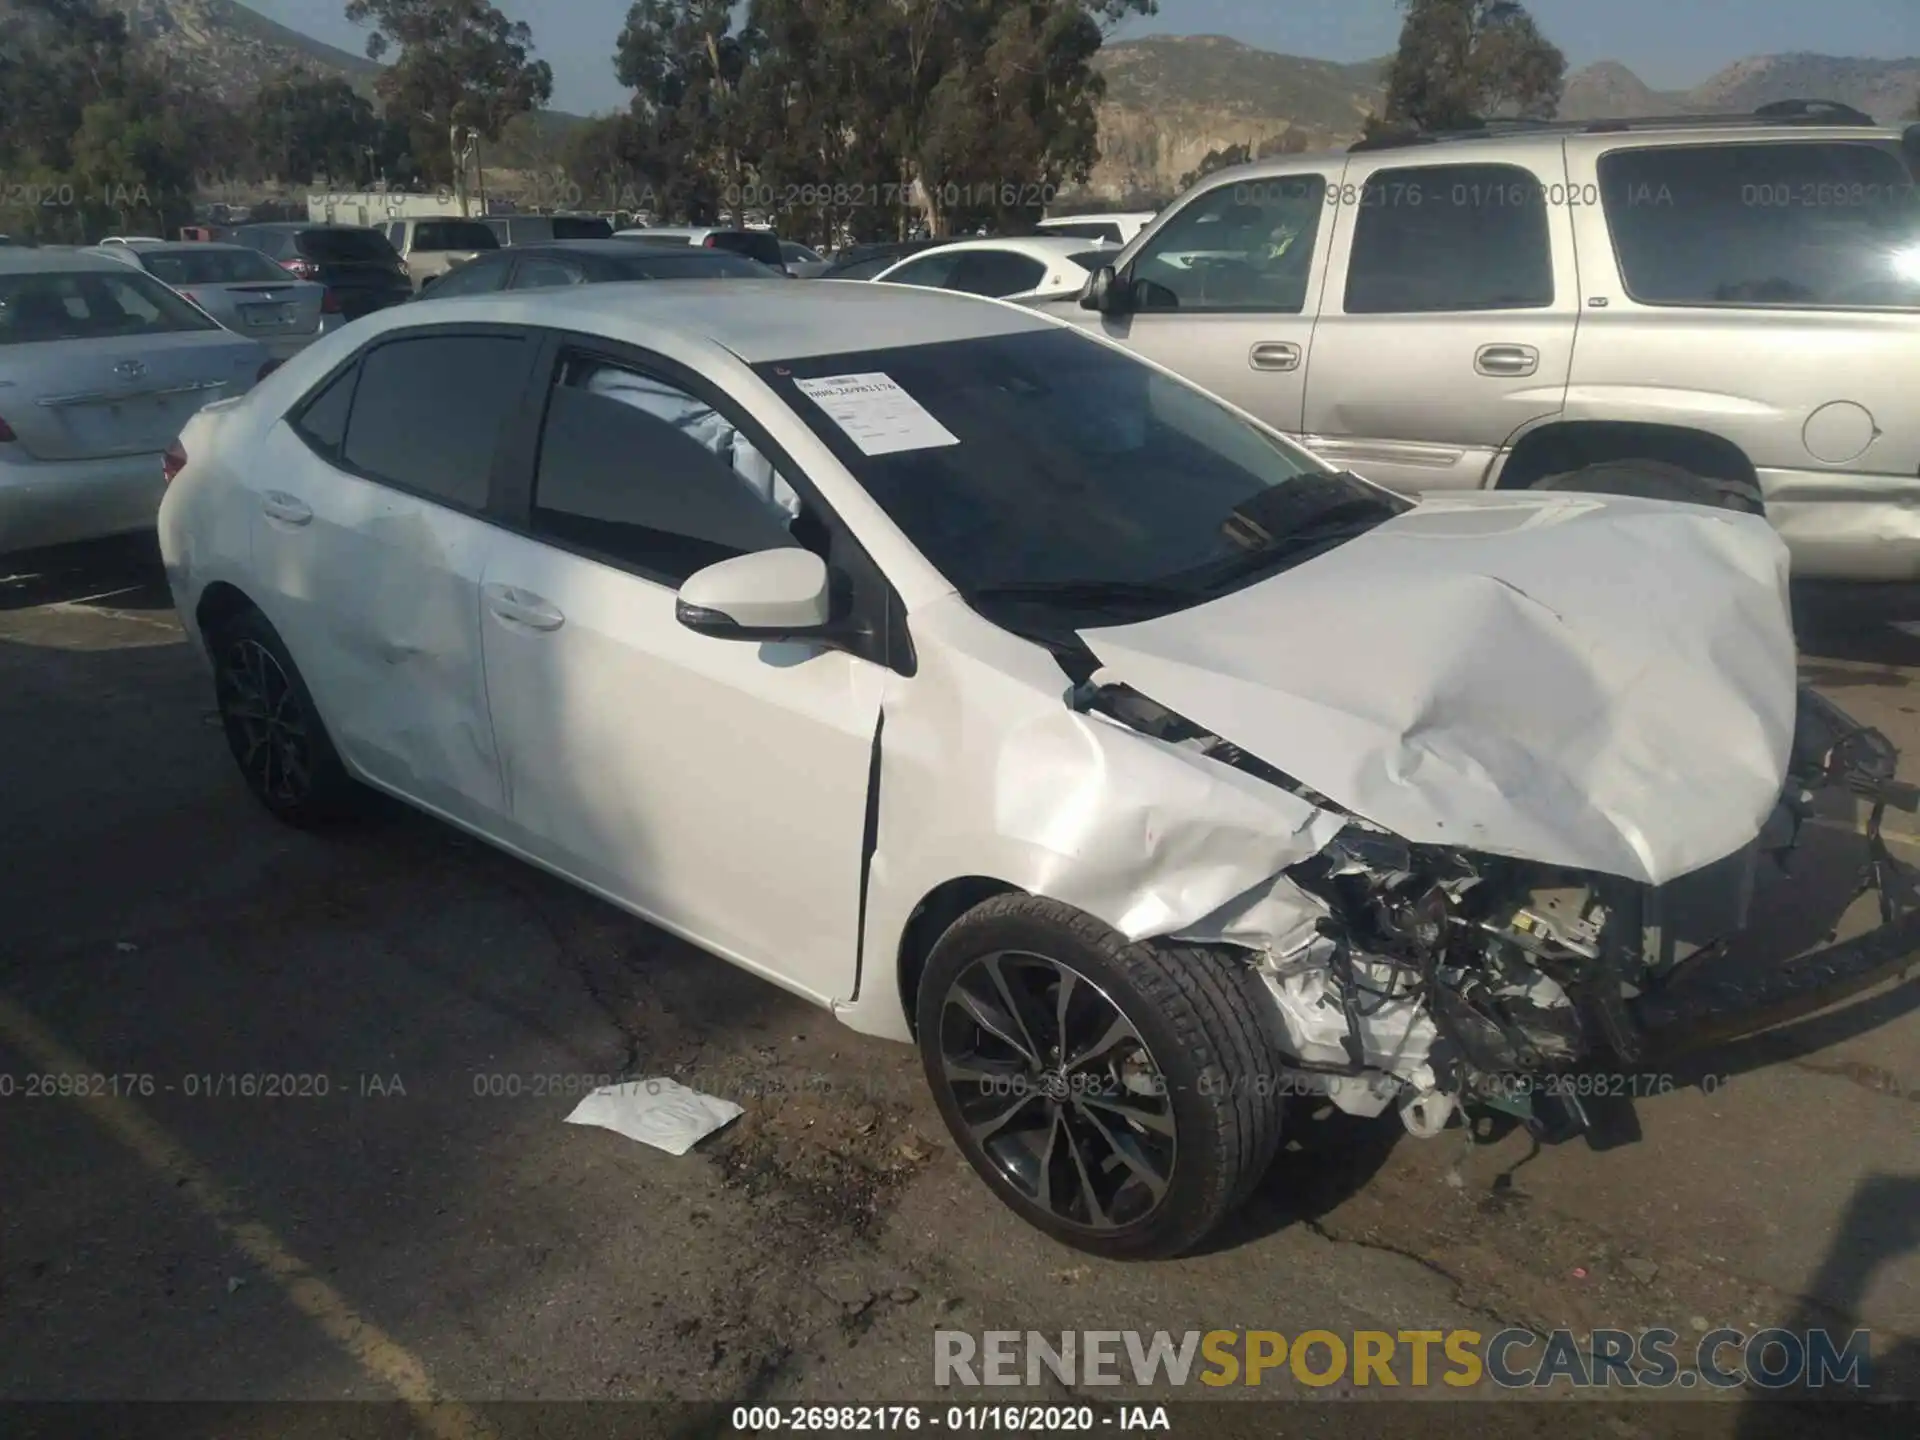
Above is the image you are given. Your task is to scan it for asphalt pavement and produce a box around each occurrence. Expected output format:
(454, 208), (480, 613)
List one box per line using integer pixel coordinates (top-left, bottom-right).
(0, 537), (1913, 1439)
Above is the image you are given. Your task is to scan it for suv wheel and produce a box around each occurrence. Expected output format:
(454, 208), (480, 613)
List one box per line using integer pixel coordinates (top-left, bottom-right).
(915, 894), (1285, 1259)
(1532, 458), (1763, 514)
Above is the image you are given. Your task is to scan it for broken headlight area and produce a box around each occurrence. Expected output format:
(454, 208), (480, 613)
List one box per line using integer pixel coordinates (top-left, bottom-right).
(1080, 679), (1919, 1145)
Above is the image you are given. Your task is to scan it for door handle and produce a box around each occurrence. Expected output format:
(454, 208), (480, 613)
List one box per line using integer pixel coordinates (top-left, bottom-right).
(260, 491), (312, 525)
(483, 583), (565, 632)
(1248, 341), (1301, 372)
(1475, 344), (1539, 377)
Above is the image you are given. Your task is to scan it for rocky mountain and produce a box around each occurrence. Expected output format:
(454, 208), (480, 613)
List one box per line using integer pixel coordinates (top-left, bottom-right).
(88, 0), (380, 104)
(1083, 37), (1918, 201)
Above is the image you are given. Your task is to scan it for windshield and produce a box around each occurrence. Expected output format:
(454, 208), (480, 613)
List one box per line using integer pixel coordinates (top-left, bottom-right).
(755, 328), (1397, 625)
(609, 250), (775, 279)
(298, 228), (399, 262)
(0, 267), (218, 343)
(141, 247), (288, 286)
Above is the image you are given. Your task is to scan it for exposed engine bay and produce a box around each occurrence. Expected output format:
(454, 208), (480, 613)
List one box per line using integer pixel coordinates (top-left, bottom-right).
(1075, 679), (1920, 1143)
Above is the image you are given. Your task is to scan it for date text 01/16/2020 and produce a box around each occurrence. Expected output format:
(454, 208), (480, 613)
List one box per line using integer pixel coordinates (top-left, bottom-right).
(729, 1405), (1169, 1432)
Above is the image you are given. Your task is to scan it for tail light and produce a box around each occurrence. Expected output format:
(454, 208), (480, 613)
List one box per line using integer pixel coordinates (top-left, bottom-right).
(320, 288), (342, 314)
(281, 257), (319, 279)
(162, 440), (187, 483)
(703, 234), (718, 247)
(257, 359), (282, 381)
(0, 414), (15, 442)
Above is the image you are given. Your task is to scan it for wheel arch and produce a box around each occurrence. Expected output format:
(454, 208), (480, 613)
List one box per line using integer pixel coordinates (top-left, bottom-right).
(1495, 420), (1761, 496)
(896, 875), (1025, 1038)
(193, 580), (261, 654)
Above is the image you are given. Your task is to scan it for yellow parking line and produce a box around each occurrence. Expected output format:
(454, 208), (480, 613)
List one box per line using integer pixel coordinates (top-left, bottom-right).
(0, 994), (492, 1440)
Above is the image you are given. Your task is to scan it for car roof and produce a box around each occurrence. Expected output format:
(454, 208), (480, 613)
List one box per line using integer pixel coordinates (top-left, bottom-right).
(380, 278), (1052, 360)
(498, 240), (763, 258)
(1192, 119), (1907, 188)
(0, 247), (144, 275)
(1039, 212), (1156, 224)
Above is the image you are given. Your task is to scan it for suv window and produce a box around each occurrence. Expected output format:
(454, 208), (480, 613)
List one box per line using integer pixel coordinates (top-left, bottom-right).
(1598, 141), (1920, 308)
(300, 227), (400, 263)
(413, 221), (499, 252)
(1344, 163), (1554, 313)
(947, 250), (1049, 297)
(531, 356), (802, 584)
(340, 335), (528, 508)
(550, 216), (612, 240)
(1131, 175), (1327, 312)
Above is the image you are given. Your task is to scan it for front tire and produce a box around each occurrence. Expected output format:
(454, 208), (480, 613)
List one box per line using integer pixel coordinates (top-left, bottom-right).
(915, 894), (1286, 1259)
(1532, 458), (1763, 513)
(207, 605), (361, 828)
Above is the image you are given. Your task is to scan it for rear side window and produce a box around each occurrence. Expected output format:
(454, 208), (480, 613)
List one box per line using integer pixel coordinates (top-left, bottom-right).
(300, 228), (399, 263)
(340, 335), (529, 508)
(1599, 141), (1920, 308)
(550, 216), (612, 240)
(0, 269), (217, 343)
(948, 250), (1049, 297)
(1344, 163), (1554, 313)
(413, 221), (499, 252)
(292, 365), (359, 458)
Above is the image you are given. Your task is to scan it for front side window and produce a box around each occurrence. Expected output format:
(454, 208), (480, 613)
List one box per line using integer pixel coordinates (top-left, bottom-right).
(1130, 174), (1327, 312)
(0, 269), (217, 343)
(754, 327), (1391, 631)
(339, 334), (529, 508)
(1598, 141), (1920, 308)
(530, 357), (803, 584)
(1343, 163), (1554, 313)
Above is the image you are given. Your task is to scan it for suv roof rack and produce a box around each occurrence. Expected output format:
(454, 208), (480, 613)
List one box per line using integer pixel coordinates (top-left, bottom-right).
(1349, 98), (1880, 151)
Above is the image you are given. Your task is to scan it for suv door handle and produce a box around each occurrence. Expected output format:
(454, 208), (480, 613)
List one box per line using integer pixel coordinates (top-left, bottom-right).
(260, 491), (311, 525)
(484, 583), (565, 632)
(1248, 341), (1301, 372)
(1475, 344), (1539, 377)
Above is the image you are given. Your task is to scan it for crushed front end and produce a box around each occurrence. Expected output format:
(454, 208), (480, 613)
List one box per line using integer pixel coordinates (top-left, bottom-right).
(1079, 680), (1920, 1143)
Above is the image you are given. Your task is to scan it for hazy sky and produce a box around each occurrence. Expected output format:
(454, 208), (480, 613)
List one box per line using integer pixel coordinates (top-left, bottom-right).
(247, 0), (1920, 116)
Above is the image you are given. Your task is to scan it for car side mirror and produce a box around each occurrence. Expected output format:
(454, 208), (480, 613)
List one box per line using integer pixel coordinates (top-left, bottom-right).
(675, 549), (835, 641)
(1081, 264), (1131, 314)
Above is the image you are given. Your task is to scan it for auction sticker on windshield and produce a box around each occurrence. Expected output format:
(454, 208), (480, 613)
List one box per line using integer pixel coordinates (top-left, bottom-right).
(794, 372), (960, 456)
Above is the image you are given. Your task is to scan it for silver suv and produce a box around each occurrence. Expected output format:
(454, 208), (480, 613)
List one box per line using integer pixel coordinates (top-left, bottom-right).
(1056, 102), (1920, 581)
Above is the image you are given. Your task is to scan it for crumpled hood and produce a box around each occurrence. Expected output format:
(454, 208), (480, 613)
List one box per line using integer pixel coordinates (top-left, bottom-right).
(1078, 491), (1799, 886)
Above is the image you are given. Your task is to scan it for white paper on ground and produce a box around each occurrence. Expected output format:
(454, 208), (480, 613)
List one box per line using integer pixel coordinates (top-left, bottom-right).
(563, 1077), (743, 1156)
(794, 373), (960, 456)
(1079, 491), (1799, 887)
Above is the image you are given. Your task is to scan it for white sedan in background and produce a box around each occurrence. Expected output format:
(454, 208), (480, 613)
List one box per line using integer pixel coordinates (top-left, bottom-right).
(156, 281), (1908, 1259)
(1, 248), (272, 553)
(868, 235), (1115, 304)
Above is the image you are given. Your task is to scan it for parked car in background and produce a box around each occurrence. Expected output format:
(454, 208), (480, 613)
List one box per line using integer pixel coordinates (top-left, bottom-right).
(817, 239), (948, 280)
(1, 248), (271, 553)
(1035, 211), (1157, 245)
(230, 224), (413, 322)
(381, 217), (501, 291)
(613, 226), (790, 273)
(870, 235), (1114, 305)
(157, 280), (1913, 1259)
(412, 240), (780, 299)
(1055, 102), (1920, 581)
(781, 241), (830, 278)
(483, 213), (615, 246)
(98, 236), (168, 249)
(91, 241), (335, 359)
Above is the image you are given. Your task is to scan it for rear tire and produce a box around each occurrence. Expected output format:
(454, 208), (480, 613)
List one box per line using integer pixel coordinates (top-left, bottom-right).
(207, 605), (362, 828)
(1532, 458), (1763, 514)
(915, 894), (1285, 1259)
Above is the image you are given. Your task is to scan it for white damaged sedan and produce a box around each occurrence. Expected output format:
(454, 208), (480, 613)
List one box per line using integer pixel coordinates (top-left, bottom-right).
(158, 281), (1919, 1257)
